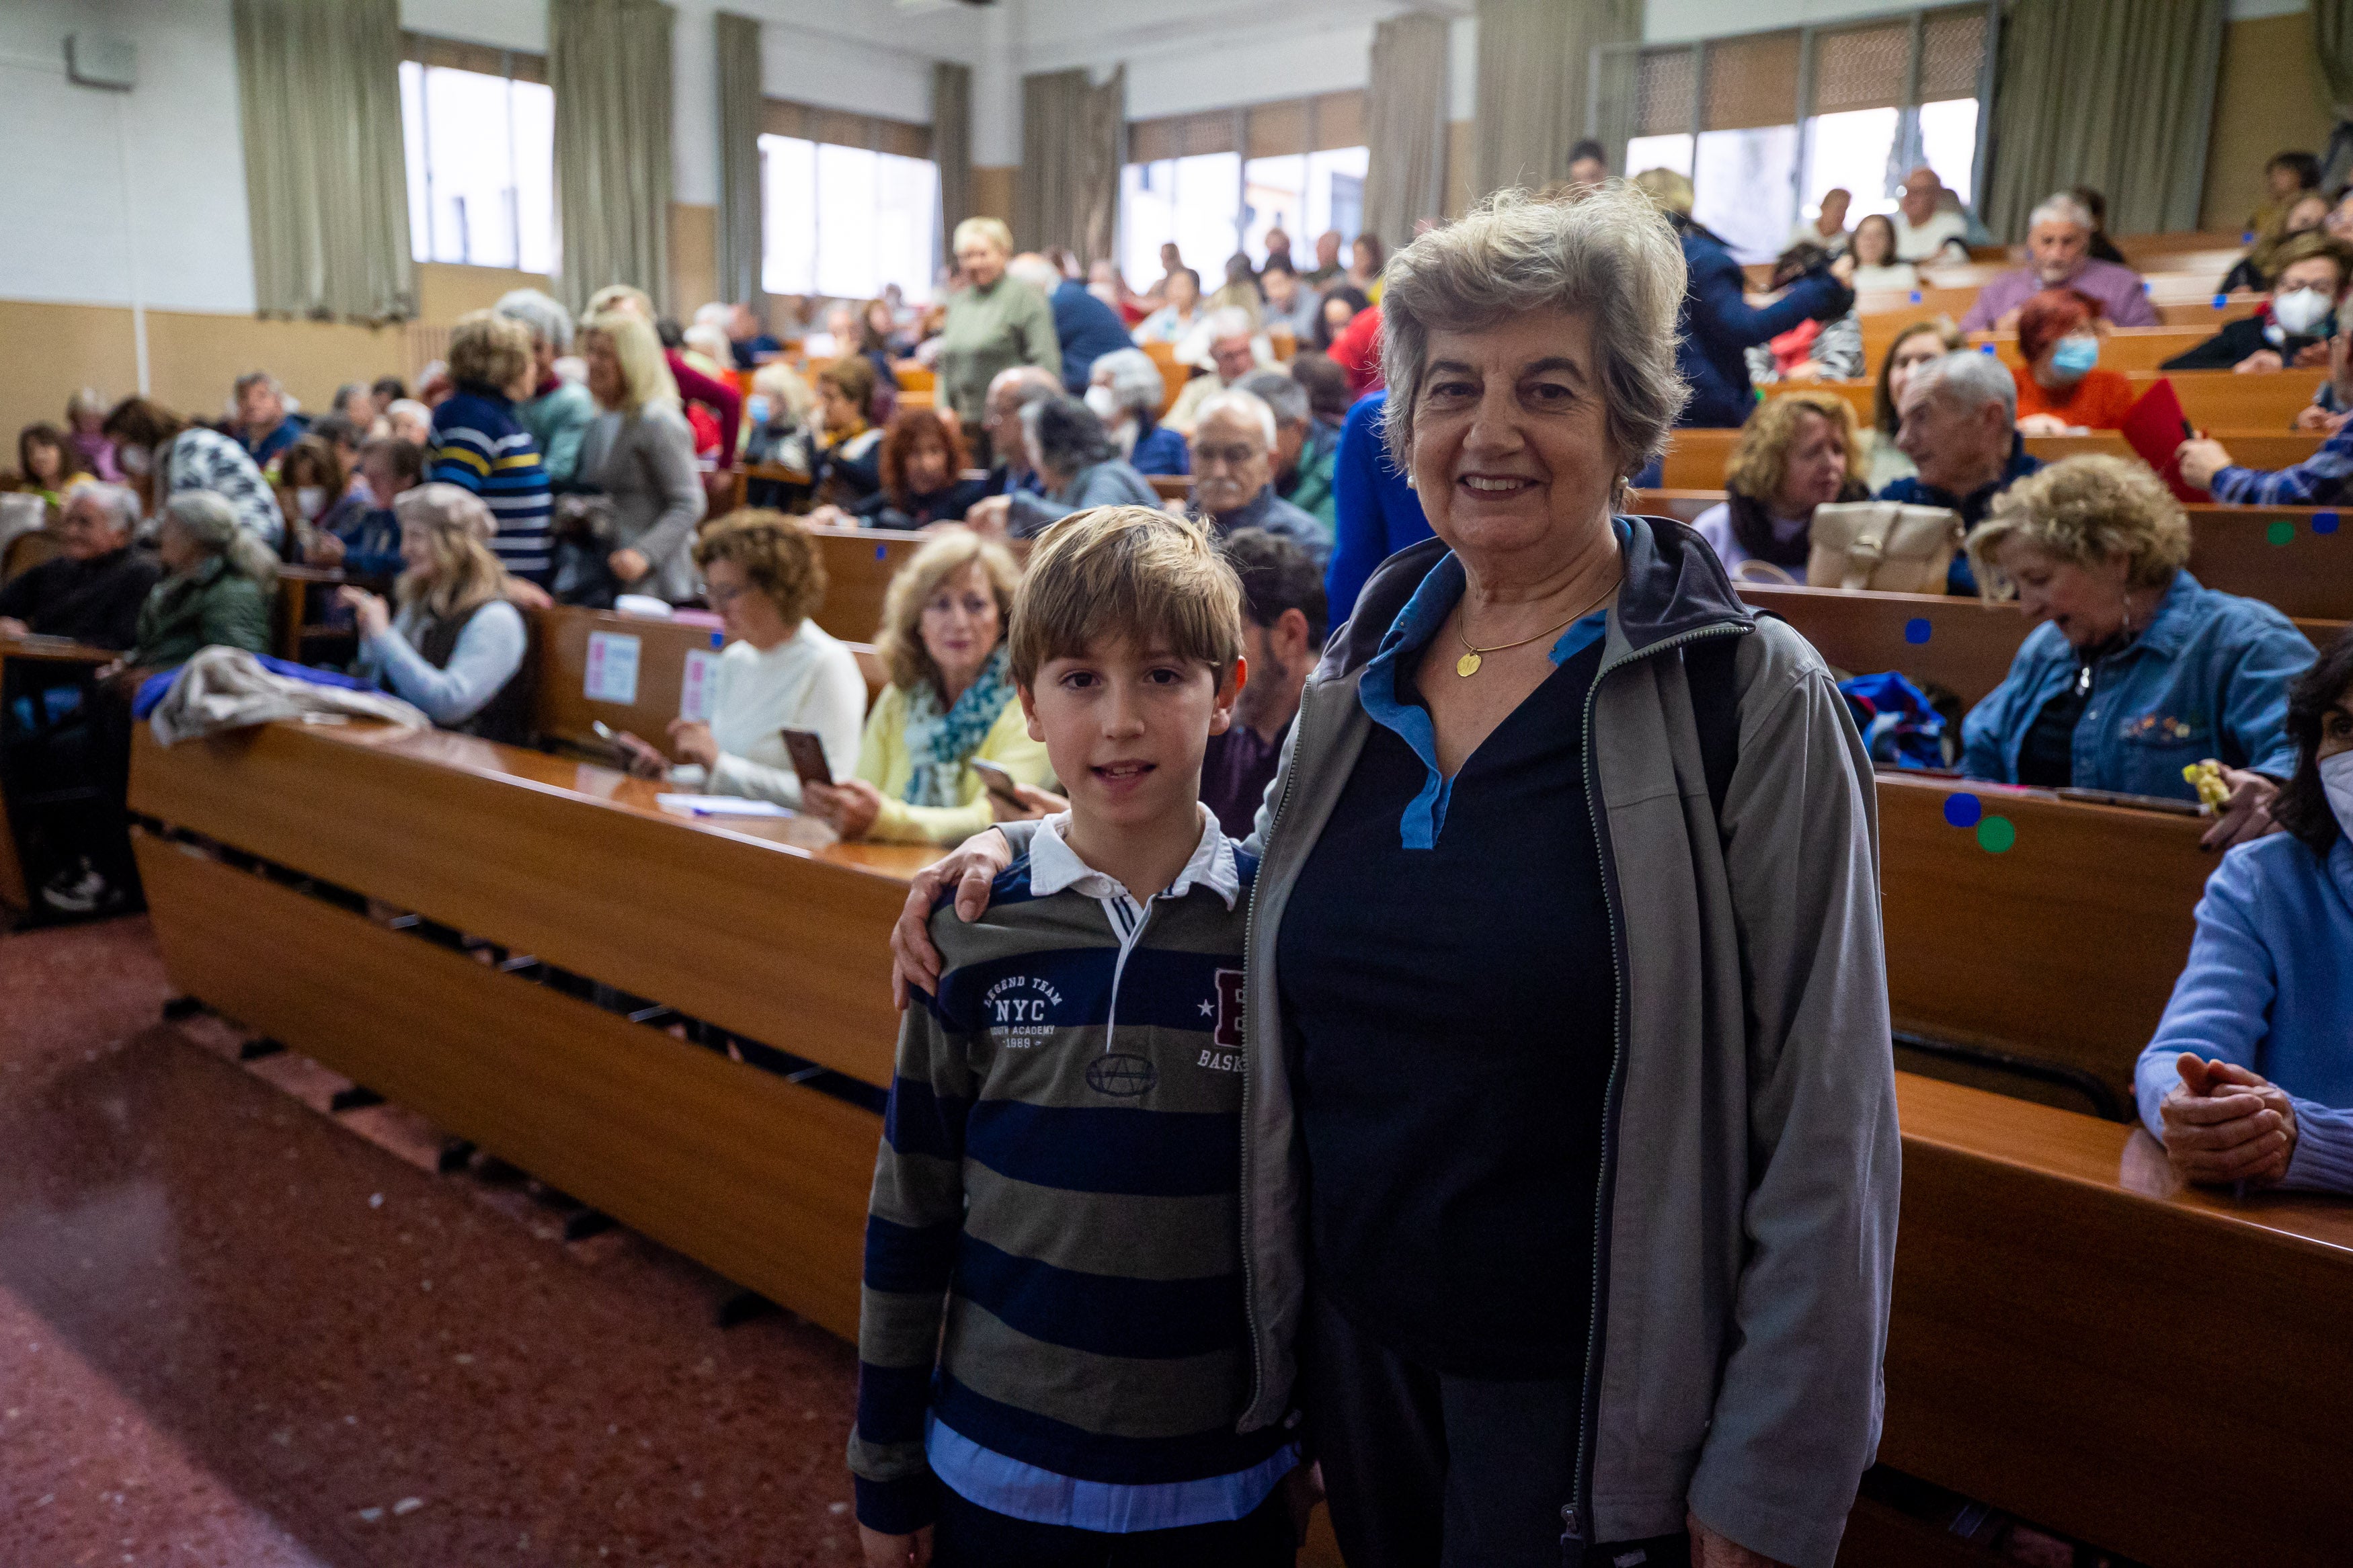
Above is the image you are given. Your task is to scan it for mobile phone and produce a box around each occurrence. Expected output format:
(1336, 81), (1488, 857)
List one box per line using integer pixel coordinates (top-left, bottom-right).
(780, 728), (834, 789)
(588, 719), (635, 765)
(969, 757), (1027, 808)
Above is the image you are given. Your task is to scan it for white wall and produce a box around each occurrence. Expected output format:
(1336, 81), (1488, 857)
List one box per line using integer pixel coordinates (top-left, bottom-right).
(0, 0), (255, 313)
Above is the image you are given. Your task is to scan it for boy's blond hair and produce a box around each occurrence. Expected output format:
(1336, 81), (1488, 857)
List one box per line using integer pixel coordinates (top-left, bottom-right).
(1009, 506), (1243, 688)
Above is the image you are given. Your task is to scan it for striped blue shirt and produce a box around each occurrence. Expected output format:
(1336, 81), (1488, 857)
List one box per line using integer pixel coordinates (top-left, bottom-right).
(429, 385), (553, 584)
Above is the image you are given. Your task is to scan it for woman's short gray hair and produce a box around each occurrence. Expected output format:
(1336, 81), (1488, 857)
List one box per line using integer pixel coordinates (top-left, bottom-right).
(1090, 347), (1166, 415)
(67, 482), (141, 539)
(495, 288), (573, 352)
(1380, 185), (1691, 483)
(2028, 192), (2093, 233)
(161, 489), (277, 583)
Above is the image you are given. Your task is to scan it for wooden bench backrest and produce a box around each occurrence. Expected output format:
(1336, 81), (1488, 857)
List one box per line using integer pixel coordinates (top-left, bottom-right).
(529, 604), (887, 747)
(807, 526), (932, 643)
(1739, 581), (2348, 704)
(1660, 419), (2323, 491)
(1876, 773), (2208, 1104)
(1759, 368), (2321, 432)
(1141, 340), (1191, 418)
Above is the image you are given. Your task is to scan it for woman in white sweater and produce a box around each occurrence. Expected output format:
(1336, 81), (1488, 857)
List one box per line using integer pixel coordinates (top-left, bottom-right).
(612, 509), (866, 807)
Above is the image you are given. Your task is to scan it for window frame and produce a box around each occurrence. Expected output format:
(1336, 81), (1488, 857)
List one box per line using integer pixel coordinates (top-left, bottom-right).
(1123, 90), (1368, 274)
(1589, 1), (1998, 247)
(757, 97), (941, 305)
(399, 33), (555, 274)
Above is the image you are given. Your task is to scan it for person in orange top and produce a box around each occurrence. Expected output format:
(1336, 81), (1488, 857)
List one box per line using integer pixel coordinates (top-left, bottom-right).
(2011, 286), (2137, 431)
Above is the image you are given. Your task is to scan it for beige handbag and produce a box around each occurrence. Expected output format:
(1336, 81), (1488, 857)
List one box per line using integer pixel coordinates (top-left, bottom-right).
(1804, 502), (1965, 593)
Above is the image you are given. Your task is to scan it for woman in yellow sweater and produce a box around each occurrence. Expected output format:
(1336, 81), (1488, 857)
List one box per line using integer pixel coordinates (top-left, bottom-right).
(801, 526), (1054, 843)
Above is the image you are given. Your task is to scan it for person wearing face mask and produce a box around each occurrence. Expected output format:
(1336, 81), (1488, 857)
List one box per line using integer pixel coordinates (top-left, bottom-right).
(273, 436), (366, 563)
(1082, 348), (1189, 476)
(98, 397), (284, 553)
(2163, 231), (2353, 372)
(1960, 456), (2315, 837)
(2010, 288), (2135, 432)
(2134, 630), (2353, 1196)
(1689, 393), (1872, 577)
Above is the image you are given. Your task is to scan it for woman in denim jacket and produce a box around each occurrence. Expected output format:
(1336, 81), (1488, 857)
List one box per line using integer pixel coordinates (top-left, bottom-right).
(1960, 456), (2316, 848)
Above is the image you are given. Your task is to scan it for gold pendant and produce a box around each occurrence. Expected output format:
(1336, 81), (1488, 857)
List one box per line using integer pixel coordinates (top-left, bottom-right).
(1455, 651), (1482, 677)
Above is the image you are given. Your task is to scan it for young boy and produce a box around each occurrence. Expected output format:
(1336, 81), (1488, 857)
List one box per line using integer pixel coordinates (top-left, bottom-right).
(850, 507), (1300, 1567)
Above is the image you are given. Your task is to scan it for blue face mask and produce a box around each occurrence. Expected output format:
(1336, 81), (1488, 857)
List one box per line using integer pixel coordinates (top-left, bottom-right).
(2048, 336), (2100, 379)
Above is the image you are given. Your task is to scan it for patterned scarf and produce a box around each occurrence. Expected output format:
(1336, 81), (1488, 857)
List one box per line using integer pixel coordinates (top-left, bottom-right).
(902, 643), (1014, 807)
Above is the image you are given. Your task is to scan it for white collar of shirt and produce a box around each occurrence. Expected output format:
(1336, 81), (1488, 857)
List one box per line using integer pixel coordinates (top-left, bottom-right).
(1029, 804), (1240, 911)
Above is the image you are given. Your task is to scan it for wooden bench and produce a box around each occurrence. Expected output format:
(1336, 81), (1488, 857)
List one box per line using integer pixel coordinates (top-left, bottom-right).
(1140, 339), (1192, 418)
(1659, 424), (2325, 492)
(1876, 772), (2210, 1111)
(806, 524), (932, 644)
(1882, 1072), (2353, 1568)
(1962, 325), (2241, 372)
(1736, 581), (2348, 705)
(528, 604), (885, 754)
(127, 718), (941, 1339)
(1856, 294), (2264, 368)
(1757, 370), (2325, 433)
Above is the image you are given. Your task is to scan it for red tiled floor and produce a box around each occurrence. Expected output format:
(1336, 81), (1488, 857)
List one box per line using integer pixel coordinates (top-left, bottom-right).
(0, 917), (863, 1566)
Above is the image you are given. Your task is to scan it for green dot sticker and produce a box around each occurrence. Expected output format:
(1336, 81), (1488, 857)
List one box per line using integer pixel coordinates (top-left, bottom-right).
(2267, 520), (2295, 546)
(1976, 816), (2016, 854)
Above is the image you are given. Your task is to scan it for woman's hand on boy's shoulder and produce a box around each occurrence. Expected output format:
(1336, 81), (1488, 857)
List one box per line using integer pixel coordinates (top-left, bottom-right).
(858, 1524), (932, 1567)
(890, 828), (1016, 1007)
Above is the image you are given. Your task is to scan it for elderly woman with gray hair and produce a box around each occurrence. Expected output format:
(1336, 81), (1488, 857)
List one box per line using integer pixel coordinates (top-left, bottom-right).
(1084, 346), (1191, 475)
(118, 491), (273, 671)
(962, 395), (1159, 540)
(889, 186), (1898, 1568)
(0, 483), (159, 649)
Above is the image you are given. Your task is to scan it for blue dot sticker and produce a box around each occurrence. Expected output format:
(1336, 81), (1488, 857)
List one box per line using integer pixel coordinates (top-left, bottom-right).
(875, 544), (887, 559)
(1909, 290), (1922, 304)
(1944, 792), (1983, 828)
(2242, 230), (2256, 244)
(2316, 511), (2340, 535)
(2212, 294), (2227, 309)
(1980, 342), (1997, 354)
(1904, 617), (1931, 645)
(710, 630), (723, 649)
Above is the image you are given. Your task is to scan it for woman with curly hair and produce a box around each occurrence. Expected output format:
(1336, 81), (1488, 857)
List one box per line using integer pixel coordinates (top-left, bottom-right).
(852, 409), (989, 530)
(1688, 392), (1870, 577)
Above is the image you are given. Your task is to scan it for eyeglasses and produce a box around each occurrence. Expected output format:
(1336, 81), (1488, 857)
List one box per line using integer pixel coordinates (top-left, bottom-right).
(1193, 444), (1260, 468)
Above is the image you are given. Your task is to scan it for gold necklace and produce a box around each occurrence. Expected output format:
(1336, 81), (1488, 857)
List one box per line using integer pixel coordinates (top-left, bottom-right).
(1453, 580), (1620, 677)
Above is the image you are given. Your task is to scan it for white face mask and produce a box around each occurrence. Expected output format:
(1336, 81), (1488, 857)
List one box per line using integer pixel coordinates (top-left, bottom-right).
(2323, 749), (2353, 842)
(2273, 286), (2335, 337)
(1083, 384), (1123, 424)
(294, 486), (325, 522)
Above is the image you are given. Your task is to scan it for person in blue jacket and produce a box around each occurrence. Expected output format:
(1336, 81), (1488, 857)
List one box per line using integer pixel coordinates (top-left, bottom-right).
(1632, 168), (1853, 429)
(1323, 391), (1431, 622)
(1011, 253), (1135, 395)
(1959, 456), (2314, 841)
(2136, 628), (2353, 1194)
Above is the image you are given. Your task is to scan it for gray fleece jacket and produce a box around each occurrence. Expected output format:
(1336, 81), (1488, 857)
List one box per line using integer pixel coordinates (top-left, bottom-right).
(1000, 515), (1899, 1567)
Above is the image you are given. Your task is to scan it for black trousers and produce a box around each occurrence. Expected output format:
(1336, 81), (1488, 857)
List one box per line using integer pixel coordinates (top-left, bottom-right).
(1301, 1287), (1689, 1568)
(931, 1480), (1297, 1568)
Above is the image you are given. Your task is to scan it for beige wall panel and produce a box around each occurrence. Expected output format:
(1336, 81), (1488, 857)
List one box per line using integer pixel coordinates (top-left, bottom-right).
(2200, 13), (2334, 234)
(973, 165), (1016, 224)
(144, 312), (407, 427)
(0, 301), (141, 451)
(670, 202), (719, 318)
(1446, 120), (1477, 219)
(417, 262), (554, 323)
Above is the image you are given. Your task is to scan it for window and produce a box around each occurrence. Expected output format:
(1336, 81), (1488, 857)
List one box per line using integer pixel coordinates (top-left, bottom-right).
(399, 37), (554, 274)
(1123, 93), (1366, 286)
(1601, 5), (1993, 263)
(758, 101), (939, 304)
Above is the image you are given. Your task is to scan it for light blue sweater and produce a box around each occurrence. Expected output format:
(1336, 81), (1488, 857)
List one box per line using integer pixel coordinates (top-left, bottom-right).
(2135, 831), (2353, 1192)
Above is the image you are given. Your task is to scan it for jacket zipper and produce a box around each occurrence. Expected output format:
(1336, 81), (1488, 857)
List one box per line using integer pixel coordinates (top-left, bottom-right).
(1236, 690), (1308, 1413)
(1565, 620), (1746, 1559)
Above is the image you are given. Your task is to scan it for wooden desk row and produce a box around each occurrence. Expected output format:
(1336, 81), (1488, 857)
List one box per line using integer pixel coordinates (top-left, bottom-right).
(1630, 485), (2353, 620)
(1756, 367), (2322, 433)
(124, 718), (2352, 1568)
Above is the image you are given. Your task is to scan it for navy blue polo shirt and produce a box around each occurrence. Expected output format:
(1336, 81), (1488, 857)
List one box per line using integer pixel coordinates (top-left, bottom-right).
(1277, 552), (1614, 1377)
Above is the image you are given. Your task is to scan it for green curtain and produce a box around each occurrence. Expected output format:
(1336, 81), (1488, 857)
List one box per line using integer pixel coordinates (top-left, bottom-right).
(934, 63), (975, 274)
(715, 11), (763, 311)
(552, 0), (676, 315)
(1985, 0), (2225, 239)
(233, 0), (414, 322)
(1472, 0), (1640, 198)
(1365, 14), (1450, 247)
(1017, 67), (1124, 261)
